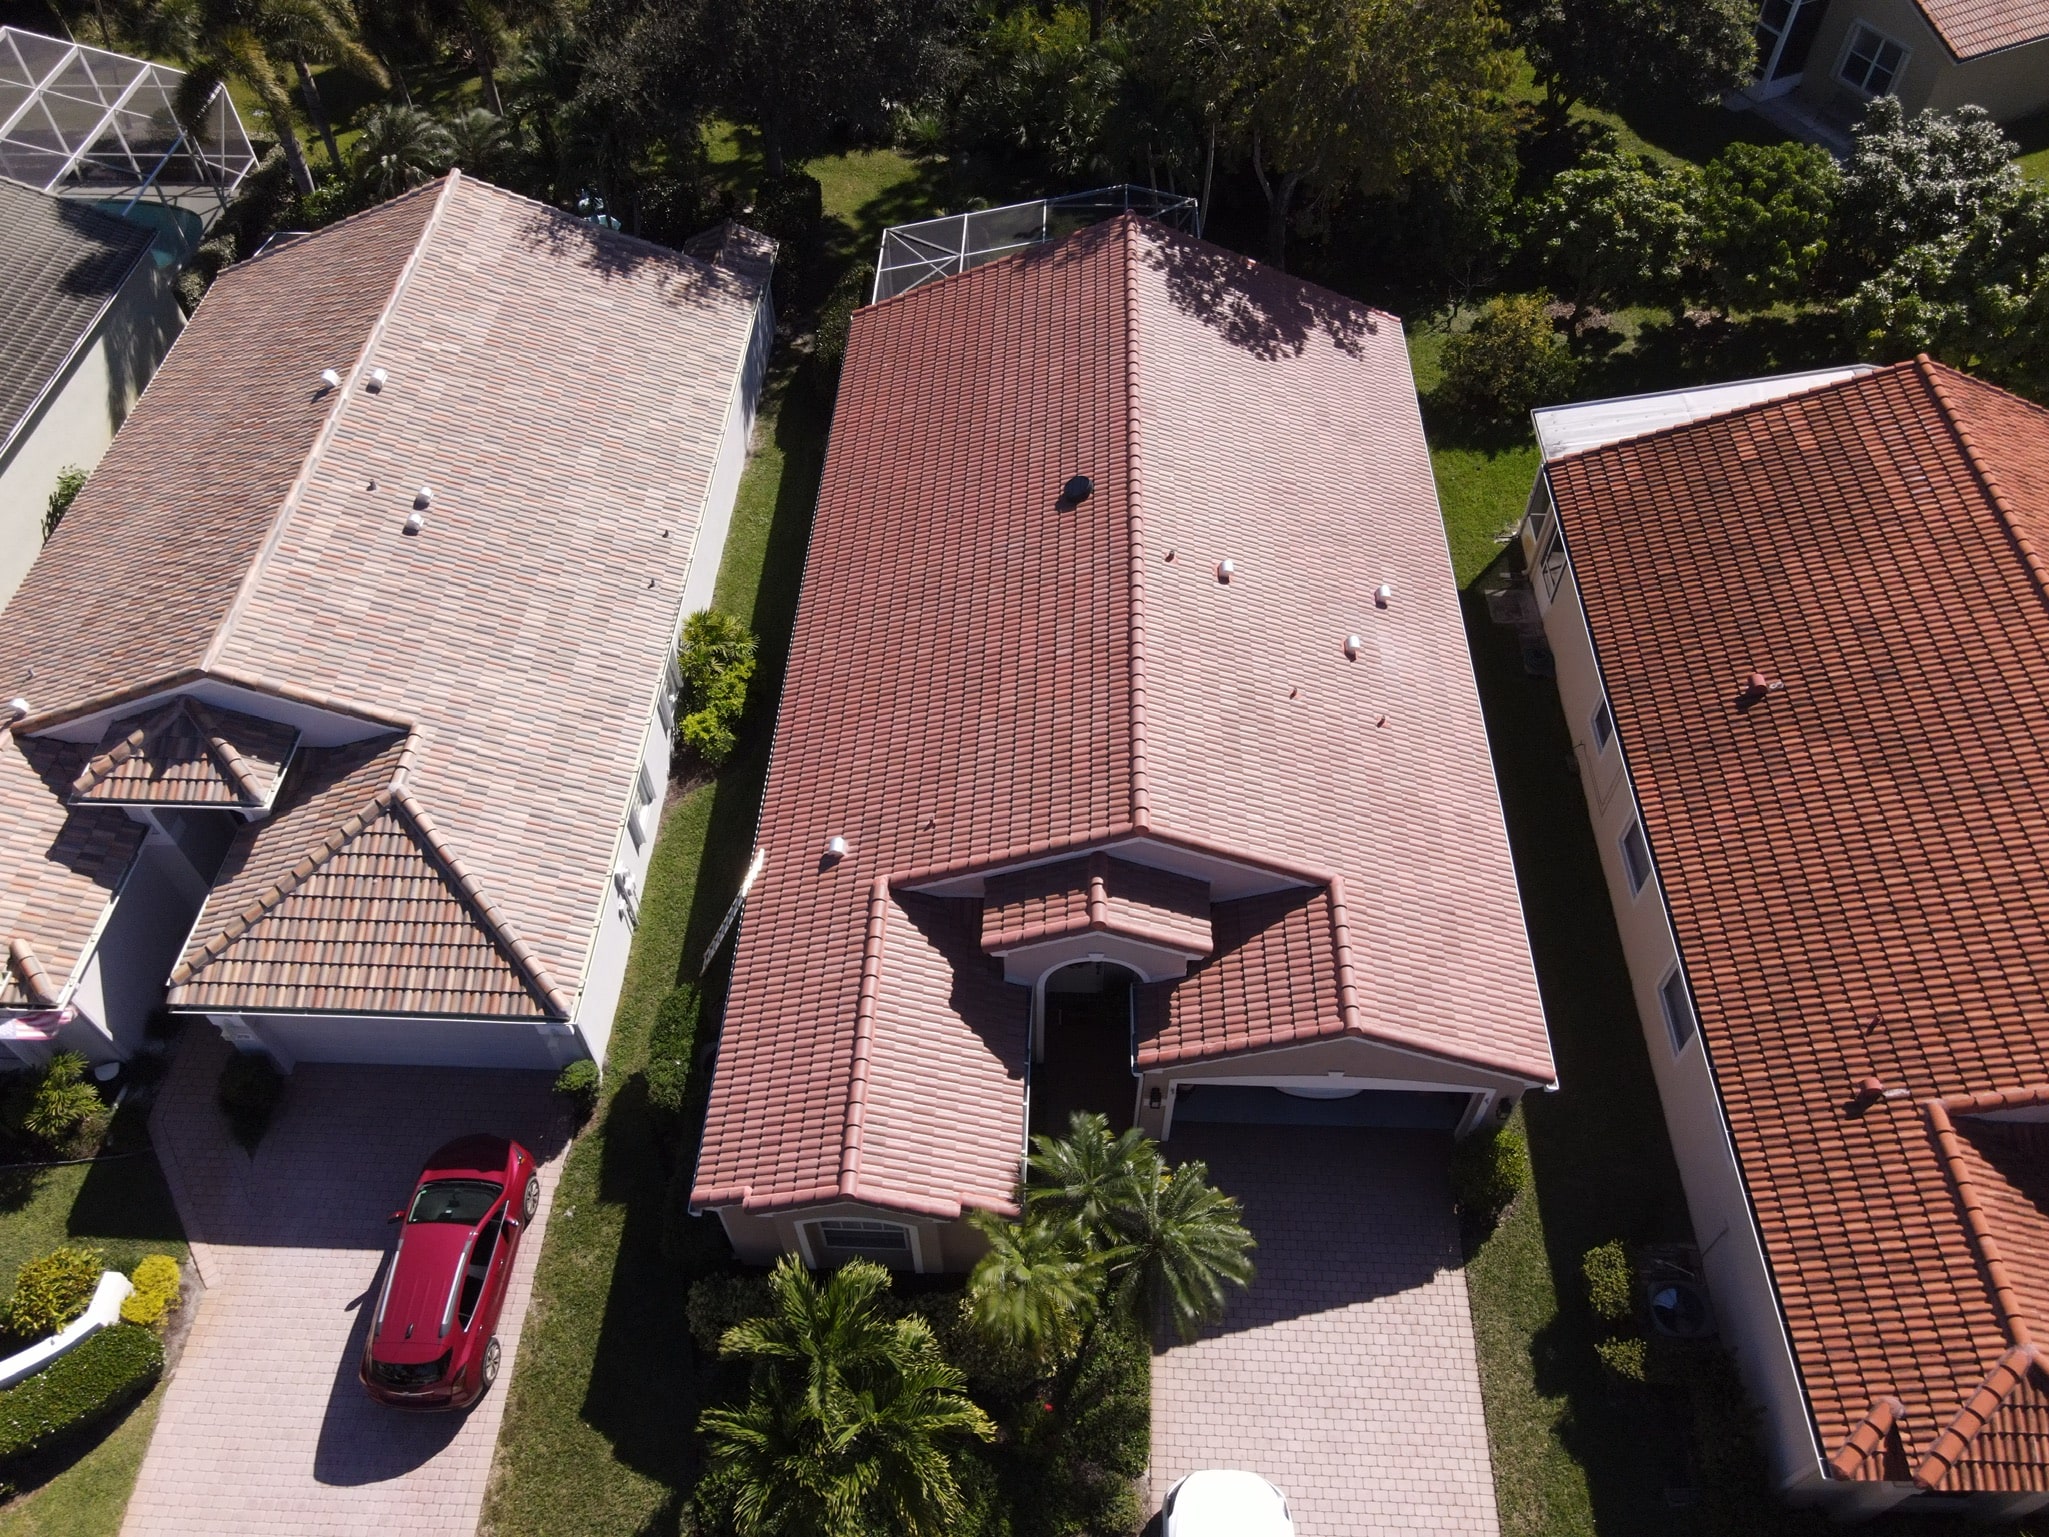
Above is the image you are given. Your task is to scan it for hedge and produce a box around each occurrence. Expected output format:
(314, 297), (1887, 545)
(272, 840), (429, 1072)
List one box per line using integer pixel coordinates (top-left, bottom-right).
(644, 987), (702, 1126)
(5, 1247), (103, 1341)
(120, 1255), (182, 1330)
(0, 1323), (162, 1466)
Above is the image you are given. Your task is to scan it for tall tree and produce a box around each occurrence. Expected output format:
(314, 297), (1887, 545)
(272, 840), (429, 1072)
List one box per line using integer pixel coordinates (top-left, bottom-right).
(699, 1257), (995, 1537)
(1503, 0), (1755, 115)
(699, 0), (962, 178)
(1105, 1153), (1257, 1340)
(162, 0), (383, 195)
(1151, 0), (1514, 268)
(350, 104), (451, 198)
(424, 0), (558, 115)
(965, 1210), (1100, 1365)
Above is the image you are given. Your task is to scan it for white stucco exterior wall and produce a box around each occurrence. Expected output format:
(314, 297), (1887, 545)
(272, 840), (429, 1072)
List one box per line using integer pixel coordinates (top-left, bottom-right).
(0, 250), (181, 612)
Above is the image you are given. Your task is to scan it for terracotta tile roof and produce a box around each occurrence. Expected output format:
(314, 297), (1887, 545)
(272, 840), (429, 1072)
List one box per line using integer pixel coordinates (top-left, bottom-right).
(70, 698), (296, 807)
(0, 178), (155, 460)
(166, 734), (568, 1018)
(695, 216), (1549, 1220)
(981, 854), (1211, 957)
(0, 172), (769, 1022)
(1135, 888), (1346, 1069)
(1911, 0), (2049, 58)
(1546, 358), (2049, 1492)
(0, 735), (145, 1009)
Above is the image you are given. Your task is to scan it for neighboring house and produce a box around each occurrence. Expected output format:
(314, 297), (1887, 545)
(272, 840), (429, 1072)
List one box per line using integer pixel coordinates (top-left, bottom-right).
(1525, 358), (2049, 1519)
(1748, 0), (2049, 132)
(0, 177), (180, 614)
(0, 172), (774, 1075)
(692, 212), (1555, 1274)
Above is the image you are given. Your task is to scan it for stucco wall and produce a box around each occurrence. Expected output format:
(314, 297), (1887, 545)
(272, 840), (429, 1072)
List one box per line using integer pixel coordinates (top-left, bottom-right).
(0, 248), (180, 613)
(64, 837), (207, 1064)
(1795, 0), (2049, 123)
(714, 1199), (992, 1274)
(1524, 493), (1838, 1508)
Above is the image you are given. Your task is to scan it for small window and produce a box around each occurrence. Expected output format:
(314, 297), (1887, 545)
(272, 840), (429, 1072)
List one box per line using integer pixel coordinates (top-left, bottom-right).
(1660, 968), (1697, 1054)
(1590, 699), (1615, 754)
(1535, 512), (1569, 601)
(1620, 820), (1653, 895)
(656, 653), (682, 735)
(627, 765), (656, 851)
(1839, 24), (1905, 96)
(813, 1219), (911, 1264)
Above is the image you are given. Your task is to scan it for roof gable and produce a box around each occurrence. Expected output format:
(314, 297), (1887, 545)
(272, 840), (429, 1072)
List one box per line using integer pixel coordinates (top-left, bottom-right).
(70, 697), (297, 808)
(1911, 0), (2049, 58)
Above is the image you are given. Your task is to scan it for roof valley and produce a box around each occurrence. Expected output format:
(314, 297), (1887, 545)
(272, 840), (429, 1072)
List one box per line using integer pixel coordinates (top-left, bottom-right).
(198, 174), (462, 679)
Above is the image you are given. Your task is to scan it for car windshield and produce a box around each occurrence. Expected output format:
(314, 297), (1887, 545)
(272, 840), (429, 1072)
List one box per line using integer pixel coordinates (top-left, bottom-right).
(408, 1179), (501, 1224)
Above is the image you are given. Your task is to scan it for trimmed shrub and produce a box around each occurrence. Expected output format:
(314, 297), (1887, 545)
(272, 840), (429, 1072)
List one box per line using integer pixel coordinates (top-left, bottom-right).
(0, 1323), (162, 1465)
(1582, 1240), (1634, 1324)
(685, 1272), (774, 1355)
(645, 988), (702, 1125)
(43, 466), (87, 542)
(1438, 294), (1578, 423)
(1450, 1125), (1528, 1224)
(217, 1051), (283, 1151)
(553, 1060), (600, 1124)
(675, 610), (757, 768)
(120, 1256), (182, 1331)
(1595, 1334), (1647, 1382)
(2, 1051), (107, 1156)
(5, 1247), (104, 1342)
(812, 262), (874, 376)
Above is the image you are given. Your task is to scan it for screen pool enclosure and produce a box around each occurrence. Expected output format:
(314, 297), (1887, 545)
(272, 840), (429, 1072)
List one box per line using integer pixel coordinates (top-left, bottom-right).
(873, 185), (1200, 303)
(0, 28), (255, 226)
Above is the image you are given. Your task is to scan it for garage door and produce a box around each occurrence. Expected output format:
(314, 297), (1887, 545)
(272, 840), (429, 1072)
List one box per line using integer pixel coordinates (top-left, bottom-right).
(1171, 1084), (1468, 1130)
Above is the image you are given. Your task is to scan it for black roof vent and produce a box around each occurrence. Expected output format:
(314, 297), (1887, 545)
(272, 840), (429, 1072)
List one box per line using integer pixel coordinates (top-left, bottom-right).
(1059, 474), (1094, 508)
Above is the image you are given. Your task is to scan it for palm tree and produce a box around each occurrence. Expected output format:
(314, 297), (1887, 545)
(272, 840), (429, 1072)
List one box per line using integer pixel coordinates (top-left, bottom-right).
(965, 1209), (1099, 1366)
(700, 1256), (995, 1537)
(441, 107), (511, 176)
(352, 105), (452, 200)
(165, 0), (384, 196)
(1106, 1154), (1256, 1341)
(1023, 1109), (1154, 1241)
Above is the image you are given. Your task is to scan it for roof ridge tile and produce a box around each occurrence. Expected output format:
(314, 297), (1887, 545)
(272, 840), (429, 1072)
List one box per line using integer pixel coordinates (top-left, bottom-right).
(1915, 355), (2049, 607)
(1121, 217), (1153, 834)
(5, 937), (59, 1008)
(838, 875), (893, 1192)
(1913, 1343), (2042, 1489)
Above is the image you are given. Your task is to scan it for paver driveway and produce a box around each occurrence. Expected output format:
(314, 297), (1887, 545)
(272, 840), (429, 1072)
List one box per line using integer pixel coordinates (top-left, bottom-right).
(124, 1029), (570, 1537)
(1149, 1125), (1500, 1537)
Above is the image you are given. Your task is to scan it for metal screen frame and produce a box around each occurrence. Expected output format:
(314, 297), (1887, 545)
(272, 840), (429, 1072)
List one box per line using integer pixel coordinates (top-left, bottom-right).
(873, 185), (1200, 303)
(0, 27), (255, 226)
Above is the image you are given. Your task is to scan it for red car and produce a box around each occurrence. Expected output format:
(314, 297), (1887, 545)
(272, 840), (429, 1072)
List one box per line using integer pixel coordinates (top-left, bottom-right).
(361, 1135), (539, 1410)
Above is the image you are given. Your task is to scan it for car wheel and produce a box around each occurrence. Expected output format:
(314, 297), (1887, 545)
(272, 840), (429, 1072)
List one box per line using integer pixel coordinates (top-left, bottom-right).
(481, 1335), (502, 1390)
(522, 1174), (540, 1223)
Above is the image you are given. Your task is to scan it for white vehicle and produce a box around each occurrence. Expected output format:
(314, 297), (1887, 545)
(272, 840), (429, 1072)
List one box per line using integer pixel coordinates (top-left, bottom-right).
(1162, 1469), (1296, 1537)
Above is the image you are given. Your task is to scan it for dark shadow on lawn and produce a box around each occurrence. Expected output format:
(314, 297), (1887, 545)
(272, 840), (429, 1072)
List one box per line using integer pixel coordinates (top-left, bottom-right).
(1462, 560), (1698, 1534)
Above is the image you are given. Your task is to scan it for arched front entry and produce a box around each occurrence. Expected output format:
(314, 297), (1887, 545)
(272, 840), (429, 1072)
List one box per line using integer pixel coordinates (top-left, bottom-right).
(1028, 960), (1142, 1137)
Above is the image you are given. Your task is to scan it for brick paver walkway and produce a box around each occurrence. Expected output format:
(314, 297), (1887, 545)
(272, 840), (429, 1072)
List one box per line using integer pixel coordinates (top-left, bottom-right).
(1149, 1125), (1500, 1537)
(123, 1030), (571, 1537)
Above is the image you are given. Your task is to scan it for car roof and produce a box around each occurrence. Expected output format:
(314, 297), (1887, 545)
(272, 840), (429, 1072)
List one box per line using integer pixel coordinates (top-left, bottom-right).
(1170, 1470), (1289, 1536)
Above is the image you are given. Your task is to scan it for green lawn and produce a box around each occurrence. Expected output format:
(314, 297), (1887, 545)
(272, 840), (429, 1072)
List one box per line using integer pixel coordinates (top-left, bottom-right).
(0, 1386), (164, 1537)
(2015, 111), (2049, 183)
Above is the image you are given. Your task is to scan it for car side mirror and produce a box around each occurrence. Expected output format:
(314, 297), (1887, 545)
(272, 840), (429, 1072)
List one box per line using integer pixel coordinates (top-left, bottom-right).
(387, 1210), (405, 1224)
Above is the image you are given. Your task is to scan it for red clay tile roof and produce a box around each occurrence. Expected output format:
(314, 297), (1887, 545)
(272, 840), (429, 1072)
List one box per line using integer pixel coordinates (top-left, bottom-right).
(1547, 358), (2049, 1492)
(0, 172), (769, 1021)
(695, 216), (1549, 1221)
(981, 854), (1212, 957)
(167, 735), (568, 1018)
(71, 698), (297, 808)
(1911, 0), (2049, 58)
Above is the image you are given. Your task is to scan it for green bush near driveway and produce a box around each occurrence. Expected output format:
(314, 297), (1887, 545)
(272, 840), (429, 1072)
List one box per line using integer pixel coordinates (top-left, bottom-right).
(3, 1249), (104, 1345)
(0, 1325), (161, 1469)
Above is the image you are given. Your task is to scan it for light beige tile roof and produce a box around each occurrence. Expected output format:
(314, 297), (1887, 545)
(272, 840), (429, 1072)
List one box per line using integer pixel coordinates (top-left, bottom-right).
(71, 698), (297, 808)
(1, 173), (769, 1021)
(167, 735), (568, 1018)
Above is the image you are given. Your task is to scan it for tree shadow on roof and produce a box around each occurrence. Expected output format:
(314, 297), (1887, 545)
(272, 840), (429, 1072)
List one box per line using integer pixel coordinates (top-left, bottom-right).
(1141, 230), (1378, 362)
(509, 198), (766, 315)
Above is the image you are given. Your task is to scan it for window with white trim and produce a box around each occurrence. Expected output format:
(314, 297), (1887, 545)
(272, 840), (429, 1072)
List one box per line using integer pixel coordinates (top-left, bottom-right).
(656, 652), (683, 736)
(1530, 482), (1569, 601)
(1660, 967), (1697, 1054)
(627, 764), (657, 850)
(811, 1219), (912, 1265)
(1838, 24), (1906, 96)
(1590, 698), (1615, 754)
(1620, 819), (1653, 895)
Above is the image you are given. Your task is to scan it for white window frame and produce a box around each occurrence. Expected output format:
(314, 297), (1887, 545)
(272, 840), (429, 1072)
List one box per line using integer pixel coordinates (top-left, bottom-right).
(627, 764), (657, 851)
(1837, 23), (1907, 98)
(1590, 698), (1615, 755)
(656, 652), (682, 736)
(1659, 966), (1698, 1055)
(1620, 819), (1654, 897)
(802, 1217), (923, 1271)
